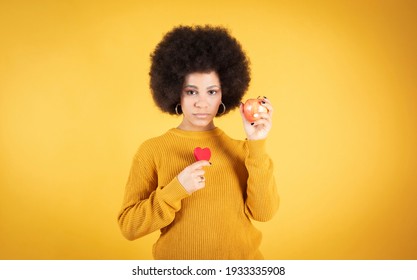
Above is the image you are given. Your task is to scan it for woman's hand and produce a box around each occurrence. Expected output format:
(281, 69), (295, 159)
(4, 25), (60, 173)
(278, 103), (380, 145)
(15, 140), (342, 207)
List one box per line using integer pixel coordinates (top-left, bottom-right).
(240, 97), (273, 140)
(177, 160), (211, 194)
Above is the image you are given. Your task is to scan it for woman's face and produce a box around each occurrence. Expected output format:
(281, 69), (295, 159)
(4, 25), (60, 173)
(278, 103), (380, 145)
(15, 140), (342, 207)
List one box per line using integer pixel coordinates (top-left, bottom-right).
(178, 71), (222, 131)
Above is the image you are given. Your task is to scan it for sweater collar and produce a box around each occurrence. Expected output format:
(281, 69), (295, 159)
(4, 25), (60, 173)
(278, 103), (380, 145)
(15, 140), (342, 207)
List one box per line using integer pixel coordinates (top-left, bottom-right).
(168, 127), (224, 139)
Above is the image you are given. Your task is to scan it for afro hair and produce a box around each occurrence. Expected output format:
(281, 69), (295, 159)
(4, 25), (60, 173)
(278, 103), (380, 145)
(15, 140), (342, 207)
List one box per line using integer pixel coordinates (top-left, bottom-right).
(149, 25), (251, 116)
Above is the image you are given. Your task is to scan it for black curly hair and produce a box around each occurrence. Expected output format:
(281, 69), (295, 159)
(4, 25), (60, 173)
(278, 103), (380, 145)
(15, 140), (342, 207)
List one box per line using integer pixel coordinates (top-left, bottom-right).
(149, 25), (251, 116)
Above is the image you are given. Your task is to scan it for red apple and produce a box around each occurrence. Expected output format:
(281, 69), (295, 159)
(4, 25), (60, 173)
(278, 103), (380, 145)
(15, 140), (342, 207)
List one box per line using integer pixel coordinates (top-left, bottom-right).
(243, 98), (268, 122)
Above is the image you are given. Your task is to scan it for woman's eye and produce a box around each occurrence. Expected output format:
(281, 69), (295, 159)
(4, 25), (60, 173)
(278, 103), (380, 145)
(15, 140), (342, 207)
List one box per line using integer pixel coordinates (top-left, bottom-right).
(208, 90), (217, 95)
(186, 90), (197, 95)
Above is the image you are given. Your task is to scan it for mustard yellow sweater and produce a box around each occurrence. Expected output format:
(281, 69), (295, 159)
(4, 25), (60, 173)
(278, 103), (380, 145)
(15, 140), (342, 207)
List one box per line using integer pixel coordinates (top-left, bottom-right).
(118, 127), (279, 259)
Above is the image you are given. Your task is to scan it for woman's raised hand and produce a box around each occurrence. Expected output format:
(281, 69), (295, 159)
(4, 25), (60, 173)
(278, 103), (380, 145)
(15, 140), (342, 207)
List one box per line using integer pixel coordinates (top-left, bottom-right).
(177, 161), (211, 194)
(240, 97), (273, 141)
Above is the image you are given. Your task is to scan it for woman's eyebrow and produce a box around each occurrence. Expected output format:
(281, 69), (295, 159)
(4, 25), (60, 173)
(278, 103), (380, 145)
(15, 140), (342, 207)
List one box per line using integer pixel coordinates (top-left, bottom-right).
(183, 85), (220, 89)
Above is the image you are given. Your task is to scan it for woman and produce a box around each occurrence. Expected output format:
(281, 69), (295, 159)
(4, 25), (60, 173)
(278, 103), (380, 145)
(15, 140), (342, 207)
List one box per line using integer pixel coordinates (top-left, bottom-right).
(118, 25), (279, 259)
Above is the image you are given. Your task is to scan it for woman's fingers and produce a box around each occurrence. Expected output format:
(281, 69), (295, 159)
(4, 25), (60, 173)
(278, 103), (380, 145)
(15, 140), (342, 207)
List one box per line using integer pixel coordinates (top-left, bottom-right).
(177, 160), (211, 194)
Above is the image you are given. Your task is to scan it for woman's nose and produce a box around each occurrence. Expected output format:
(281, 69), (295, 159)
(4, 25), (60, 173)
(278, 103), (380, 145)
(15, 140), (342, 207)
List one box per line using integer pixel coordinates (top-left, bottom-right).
(195, 96), (209, 108)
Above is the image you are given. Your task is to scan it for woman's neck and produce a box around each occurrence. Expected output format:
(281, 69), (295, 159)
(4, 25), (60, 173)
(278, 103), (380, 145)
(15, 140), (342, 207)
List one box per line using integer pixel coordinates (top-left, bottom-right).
(177, 120), (216, 131)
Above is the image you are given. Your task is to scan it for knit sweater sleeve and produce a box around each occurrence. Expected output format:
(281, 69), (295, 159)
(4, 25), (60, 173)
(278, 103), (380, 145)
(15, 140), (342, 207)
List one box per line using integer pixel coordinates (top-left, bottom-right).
(117, 141), (190, 240)
(244, 139), (279, 222)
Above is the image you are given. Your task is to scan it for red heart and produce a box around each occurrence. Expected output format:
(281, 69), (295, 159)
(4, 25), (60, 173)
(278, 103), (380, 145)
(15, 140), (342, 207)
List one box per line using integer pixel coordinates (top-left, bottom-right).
(193, 147), (211, 161)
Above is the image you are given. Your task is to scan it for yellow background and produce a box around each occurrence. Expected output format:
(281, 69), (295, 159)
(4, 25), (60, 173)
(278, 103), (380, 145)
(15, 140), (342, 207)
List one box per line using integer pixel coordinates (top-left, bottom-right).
(1, 0), (416, 259)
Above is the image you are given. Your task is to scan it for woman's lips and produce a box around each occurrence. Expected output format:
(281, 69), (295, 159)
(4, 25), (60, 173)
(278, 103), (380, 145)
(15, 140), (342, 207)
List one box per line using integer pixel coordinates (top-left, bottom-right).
(193, 113), (210, 118)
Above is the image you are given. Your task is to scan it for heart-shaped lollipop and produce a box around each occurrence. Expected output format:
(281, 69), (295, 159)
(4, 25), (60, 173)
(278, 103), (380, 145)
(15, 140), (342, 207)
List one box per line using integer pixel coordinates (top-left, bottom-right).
(193, 147), (211, 161)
